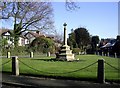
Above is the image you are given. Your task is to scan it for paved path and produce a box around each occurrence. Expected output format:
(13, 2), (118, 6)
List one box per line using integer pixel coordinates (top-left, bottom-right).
(2, 73), (120, 88)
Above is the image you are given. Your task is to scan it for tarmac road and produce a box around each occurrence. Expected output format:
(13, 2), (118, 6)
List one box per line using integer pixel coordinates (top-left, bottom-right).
(1, 73), (120, 88)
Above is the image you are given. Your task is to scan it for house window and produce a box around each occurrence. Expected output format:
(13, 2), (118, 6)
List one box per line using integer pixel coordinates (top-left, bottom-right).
(21, 38), (25, 46)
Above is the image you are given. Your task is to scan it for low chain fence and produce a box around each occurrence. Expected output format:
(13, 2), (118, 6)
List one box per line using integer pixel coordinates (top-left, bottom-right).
(1, 51), (55, 59)
(18, 59), (97, 74)
(1, 57), (120, 83)
(1, 58), (120, 73)
(95, 51), (120, 58)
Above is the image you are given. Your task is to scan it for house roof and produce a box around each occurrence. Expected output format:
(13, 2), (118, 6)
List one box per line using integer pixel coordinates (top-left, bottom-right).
(0, 29), (12, 36)
(24, 31), (46, 38)
(19, 35), (28, 39)
(46, 35), (54, 39)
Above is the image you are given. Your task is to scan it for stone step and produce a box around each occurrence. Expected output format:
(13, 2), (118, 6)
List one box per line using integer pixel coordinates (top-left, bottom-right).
(60, 45), (70, 49)
(56, 44), (75, 61)
(59, 49), (71, 51)
(59, 50), (72, 54)
(57, 54), (75, 61)
(58, 53), (74, 56)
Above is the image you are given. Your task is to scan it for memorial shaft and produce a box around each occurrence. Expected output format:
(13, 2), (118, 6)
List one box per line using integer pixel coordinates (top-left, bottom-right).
(64, 26), (67, 45)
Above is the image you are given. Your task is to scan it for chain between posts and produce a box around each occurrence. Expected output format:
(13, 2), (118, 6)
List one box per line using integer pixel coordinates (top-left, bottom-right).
(104, 61), (120, 71)
(1, 59), (11, 66)
(18, 59), (98, 74)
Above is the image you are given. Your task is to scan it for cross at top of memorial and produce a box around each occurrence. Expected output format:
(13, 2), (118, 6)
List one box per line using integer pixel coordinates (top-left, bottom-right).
(63, 23), (67, 26)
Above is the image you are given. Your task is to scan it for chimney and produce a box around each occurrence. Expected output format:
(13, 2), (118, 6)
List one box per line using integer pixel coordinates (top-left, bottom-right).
(36, 30), (40, 35)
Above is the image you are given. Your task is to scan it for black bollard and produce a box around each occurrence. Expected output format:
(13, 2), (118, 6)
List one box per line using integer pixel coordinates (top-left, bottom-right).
(30, 52), (33, 58)
(47, 52), (50, 57)
(12, 56), (19, 76)
(97, 59), (105, 83)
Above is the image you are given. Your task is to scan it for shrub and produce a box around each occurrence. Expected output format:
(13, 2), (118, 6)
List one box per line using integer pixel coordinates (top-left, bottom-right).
(2, 46), (29, 56)
(30, 37), (55, 54)
(72, 48), (81, 54)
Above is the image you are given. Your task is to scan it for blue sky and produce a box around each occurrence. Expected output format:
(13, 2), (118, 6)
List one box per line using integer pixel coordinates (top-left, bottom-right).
(118, 2), (120, 35)
(1, 2), (118, 39)
(52, 2), (118, 39)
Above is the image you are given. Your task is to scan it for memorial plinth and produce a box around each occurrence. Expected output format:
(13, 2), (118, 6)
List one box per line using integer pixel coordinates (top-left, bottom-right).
(56, 23), (75, 61)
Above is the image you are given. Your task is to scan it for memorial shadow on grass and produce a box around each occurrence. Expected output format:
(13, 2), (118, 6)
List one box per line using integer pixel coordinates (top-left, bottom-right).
(31, 58), (86, 62)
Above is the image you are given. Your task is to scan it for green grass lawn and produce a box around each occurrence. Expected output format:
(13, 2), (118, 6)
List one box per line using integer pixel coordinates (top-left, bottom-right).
(1, 55), (120, 82)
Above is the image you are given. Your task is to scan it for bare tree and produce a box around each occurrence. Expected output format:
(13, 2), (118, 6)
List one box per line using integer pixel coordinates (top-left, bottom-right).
(1, 2), (54, 30)
(66, 0), (80, 11)
(1, 2), (54, 46)
(54, 30), (63, 44)
(0, 1), (79, 47)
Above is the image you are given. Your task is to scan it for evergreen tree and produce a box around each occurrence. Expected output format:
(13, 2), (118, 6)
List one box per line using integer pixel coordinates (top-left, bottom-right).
(74, 27), (90, 50)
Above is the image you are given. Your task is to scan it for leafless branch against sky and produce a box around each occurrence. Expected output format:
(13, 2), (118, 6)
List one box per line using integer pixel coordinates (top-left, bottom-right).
(66, 0), (80, 11)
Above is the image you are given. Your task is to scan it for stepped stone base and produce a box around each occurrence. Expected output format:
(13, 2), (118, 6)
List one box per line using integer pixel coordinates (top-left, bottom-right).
(56, 45), (75, 61)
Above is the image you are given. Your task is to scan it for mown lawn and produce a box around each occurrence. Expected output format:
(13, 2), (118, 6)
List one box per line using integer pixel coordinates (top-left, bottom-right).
(1, 55), (120, 82)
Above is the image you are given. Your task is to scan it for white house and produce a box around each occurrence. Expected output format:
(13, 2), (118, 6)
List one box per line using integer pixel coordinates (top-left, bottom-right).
(0, 29), (29, 47)
(0, 29), (13, 47)
(24, 31), (46, 44)
(18, 36), (29, 46)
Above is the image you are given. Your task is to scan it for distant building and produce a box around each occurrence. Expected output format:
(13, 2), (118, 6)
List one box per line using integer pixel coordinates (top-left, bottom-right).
(18, 36), (29, 46)
(0, 29), (61, 48)
(99, 38), (116, 48)
(24, 31), (46, 44)
(0, 29), (13, 47)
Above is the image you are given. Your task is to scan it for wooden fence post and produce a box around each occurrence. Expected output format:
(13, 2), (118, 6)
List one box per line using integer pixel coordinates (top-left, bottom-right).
(102, 52), (104, 56)
(47, 52), (50, 57)
(12, 56), (19, 76)
(30, 52), (34, 58)
(97, 59), (105, 83)
(98, 52), (100, 55)
(7, 52), (10, 58)
(107, 52), (109, 57)
(114, 53), (117, 58)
